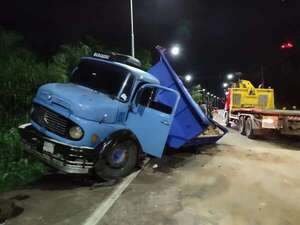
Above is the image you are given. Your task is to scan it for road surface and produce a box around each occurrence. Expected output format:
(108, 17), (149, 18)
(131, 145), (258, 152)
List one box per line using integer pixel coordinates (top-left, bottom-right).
(1, 111), (300, 225)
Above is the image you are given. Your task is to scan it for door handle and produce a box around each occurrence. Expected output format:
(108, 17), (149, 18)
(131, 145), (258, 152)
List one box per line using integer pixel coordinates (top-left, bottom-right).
(161, 120), (170, 126)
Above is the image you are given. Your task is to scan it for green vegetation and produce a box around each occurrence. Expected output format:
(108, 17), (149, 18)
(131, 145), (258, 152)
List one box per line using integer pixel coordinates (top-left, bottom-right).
(0, 128), (47, 191)
(190, 85), (205, 104)
(0, 28), (152, 192)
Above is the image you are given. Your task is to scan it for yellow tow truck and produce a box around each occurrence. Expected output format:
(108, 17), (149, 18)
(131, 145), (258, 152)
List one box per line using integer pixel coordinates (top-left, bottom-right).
(224, 80), (300, 139)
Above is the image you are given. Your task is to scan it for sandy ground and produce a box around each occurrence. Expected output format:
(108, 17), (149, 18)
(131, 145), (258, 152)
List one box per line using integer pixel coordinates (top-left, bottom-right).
(1, 111), (300, 225)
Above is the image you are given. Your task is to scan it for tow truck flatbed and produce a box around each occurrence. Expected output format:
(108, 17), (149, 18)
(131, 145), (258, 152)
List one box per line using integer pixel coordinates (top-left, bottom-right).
(231, 108), (300, 117)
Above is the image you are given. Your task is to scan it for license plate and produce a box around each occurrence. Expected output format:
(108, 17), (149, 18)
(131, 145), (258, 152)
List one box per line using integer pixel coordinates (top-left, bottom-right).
(43, 141), (55, 154)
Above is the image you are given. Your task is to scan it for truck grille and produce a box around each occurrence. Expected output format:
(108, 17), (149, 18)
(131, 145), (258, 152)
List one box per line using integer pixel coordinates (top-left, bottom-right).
(31, 104), (71, 138)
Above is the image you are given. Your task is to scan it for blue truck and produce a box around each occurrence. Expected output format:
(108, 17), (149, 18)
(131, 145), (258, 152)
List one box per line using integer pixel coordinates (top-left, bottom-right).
(19, 47), (227, 180)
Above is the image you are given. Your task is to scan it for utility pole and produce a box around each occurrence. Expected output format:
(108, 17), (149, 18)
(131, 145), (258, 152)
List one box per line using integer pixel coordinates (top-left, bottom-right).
(130, 0), (135, 57)
(261, 65), (265, 88)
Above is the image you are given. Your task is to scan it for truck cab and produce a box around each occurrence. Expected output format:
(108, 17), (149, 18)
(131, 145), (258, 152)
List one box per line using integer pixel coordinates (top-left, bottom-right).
(19, 52), (180, 180)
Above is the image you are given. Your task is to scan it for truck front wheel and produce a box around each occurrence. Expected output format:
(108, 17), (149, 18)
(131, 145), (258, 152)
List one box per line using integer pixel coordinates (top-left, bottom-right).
(245, 117), (255, 139)
(94, 140), (138, 180)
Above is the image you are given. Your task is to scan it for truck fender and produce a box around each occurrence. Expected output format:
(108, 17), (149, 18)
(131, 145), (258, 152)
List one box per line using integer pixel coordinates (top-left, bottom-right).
(97, 129), (143, 157)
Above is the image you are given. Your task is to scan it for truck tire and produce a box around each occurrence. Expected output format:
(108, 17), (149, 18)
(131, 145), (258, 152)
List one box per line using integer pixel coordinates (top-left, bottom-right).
(245, 117), (256, 139)
(94, 139), (138, 180)
(238, 116), (246, 135)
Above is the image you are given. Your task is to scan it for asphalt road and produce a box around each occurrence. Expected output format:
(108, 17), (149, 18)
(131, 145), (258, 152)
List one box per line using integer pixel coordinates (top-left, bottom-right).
(2, 112), (300, 225)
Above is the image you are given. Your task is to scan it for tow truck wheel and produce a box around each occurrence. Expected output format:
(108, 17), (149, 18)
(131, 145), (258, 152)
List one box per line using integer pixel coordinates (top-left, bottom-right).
(238, 116), (246, 135)
(245, 117), (255, 139)
(94, 140), (138, 180)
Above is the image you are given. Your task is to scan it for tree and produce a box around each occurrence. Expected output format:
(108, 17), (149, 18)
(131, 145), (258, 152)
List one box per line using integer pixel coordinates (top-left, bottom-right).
(136, 49), (152, 70)
(190, 85), (204, 104)
(52, 42), (92, 76)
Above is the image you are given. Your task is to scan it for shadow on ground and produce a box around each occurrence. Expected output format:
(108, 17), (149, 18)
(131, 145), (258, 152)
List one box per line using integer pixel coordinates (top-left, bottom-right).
(150, 144), (220, 174)
(230, 125), (300, 151)
(0, 195), (28, 223)
(15, 144), (221, 192)
(24, 173), (102, 191)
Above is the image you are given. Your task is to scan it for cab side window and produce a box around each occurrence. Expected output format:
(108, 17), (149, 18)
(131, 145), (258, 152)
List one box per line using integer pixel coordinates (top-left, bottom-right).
(137, 87), (173, 114)
(139, 87), (155, 107)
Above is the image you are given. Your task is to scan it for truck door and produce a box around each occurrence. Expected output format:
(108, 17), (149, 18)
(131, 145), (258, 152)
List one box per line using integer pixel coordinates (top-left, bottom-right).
(126, 84), (180, 158)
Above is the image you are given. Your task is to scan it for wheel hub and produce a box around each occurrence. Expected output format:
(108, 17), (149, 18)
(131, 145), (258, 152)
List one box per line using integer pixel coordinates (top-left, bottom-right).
(111, 148), (127, 166)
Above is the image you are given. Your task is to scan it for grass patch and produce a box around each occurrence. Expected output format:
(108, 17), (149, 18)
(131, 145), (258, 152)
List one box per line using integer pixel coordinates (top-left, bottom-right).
(0, 127), (46, 192)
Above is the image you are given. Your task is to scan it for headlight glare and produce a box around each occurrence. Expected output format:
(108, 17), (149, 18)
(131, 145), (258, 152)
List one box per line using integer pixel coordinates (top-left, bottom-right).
(69, 126), (83, 140)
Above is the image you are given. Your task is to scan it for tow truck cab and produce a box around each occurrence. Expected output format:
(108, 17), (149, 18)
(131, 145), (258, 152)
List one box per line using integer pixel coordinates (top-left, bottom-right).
(19, 53), (180, 180)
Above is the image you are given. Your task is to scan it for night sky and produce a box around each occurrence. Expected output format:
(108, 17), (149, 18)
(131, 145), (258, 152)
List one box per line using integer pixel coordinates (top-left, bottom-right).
(1, 0), (300, 105)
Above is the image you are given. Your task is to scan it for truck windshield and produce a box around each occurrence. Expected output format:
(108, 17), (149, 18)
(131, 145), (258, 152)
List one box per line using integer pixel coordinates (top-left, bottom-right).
(71, 59), (129, 98)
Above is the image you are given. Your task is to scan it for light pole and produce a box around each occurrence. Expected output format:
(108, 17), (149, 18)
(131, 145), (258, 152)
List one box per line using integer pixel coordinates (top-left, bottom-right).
(214, 95), (217, 107)
(206, 92), (210, 104)
(130, 0), (135, 57)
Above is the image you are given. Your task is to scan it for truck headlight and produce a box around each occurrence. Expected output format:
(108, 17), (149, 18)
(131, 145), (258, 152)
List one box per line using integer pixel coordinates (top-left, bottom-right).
(69, 126), (83, 140)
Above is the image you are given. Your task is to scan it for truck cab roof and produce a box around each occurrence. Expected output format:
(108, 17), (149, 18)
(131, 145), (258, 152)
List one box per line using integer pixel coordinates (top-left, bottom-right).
(81, 56), (160, 85)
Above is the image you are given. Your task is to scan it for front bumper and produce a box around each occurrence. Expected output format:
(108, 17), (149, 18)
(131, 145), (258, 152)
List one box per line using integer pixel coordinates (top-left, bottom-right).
(18, 123), (98, 174)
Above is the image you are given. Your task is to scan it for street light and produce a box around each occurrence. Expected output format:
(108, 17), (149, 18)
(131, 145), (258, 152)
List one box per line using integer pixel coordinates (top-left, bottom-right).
(223, 82), (229, 88)
(170, 45), (181, 56)
(227, 73), (234, 80)
(184, 74), (193, 82)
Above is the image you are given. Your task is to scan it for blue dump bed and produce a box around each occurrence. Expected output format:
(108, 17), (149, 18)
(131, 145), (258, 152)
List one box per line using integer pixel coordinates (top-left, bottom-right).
(148, 47), (227, 149)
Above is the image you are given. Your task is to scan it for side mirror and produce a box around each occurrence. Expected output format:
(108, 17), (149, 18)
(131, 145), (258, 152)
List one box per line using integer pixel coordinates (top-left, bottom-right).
(69, 67), (78, 80)
(129, 88), (140, 113)
(134, 88), (143, 107)
(129, 88), (143, 113)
